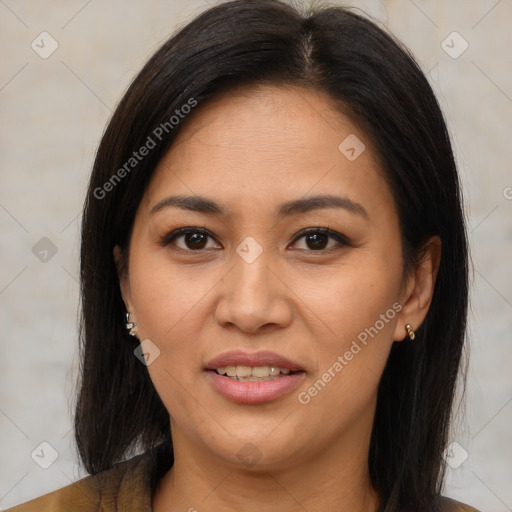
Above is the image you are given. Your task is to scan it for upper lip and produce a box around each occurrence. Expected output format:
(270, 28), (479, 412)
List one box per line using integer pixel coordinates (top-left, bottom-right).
(205, 350), (305, 372)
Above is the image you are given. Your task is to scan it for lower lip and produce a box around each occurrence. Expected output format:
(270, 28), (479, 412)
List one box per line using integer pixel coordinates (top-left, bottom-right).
(205, 370), (305, 404)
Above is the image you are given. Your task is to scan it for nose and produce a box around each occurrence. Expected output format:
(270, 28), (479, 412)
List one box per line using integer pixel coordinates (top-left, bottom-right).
(214, 250), (293, 334)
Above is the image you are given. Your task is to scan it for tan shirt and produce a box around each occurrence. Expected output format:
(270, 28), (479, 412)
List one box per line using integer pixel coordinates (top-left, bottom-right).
(5, 450), (481, 512)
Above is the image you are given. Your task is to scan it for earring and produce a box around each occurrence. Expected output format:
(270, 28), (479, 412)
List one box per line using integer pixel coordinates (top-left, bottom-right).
(125, 312), (138, 337)
(405, 324), (415, 340)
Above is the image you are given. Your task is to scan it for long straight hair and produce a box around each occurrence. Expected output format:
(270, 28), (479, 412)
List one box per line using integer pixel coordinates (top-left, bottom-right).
(76, 2), (469, 510)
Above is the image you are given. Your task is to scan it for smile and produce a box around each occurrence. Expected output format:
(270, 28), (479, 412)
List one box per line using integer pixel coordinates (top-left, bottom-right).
(216, 365), (293, 379)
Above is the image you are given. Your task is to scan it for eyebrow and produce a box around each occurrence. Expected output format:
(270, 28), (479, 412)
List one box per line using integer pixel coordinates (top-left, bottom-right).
(149, 194), (368, 219)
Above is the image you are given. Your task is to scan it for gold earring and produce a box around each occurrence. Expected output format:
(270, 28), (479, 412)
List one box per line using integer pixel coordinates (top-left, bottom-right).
(405, 324), (415, 340)
(125, 312), (138, 337)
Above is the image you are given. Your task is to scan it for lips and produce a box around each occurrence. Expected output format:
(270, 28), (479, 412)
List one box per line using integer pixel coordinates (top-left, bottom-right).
(204, 350), (306, 404)
(205, 350), (305, 372)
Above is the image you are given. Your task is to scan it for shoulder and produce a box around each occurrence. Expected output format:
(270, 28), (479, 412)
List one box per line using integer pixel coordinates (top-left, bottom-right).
(439, 495), (482, 512)
(3, 451), (155, 512)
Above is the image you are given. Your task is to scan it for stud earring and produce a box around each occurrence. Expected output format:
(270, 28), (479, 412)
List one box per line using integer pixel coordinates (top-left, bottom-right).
(405, 324), (415, 340)
(125, 312), (138, 337)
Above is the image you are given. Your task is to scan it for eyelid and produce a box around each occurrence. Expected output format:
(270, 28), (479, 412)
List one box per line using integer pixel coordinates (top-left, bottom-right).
(160, 226), (352, 252)
(159, 227), (221, 249)
(289, 227), (352, 249)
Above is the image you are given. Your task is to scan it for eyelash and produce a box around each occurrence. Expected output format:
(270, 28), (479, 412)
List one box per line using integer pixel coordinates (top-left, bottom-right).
(159, 226), (351, 253)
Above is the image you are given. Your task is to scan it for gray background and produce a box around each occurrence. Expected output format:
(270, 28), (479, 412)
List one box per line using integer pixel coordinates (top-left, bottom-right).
(1, 0), (511, 510)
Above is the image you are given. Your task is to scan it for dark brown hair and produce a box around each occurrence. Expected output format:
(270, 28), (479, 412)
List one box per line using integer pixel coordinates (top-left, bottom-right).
(76, 2), (469, 511)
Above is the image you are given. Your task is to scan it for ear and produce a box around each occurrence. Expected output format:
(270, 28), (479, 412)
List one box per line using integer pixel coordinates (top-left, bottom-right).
(113, 245), (133, 312)
(393, 236), (441, 341)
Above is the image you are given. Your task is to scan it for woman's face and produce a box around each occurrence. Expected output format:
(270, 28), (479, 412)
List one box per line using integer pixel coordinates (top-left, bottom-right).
(118, 85), (415, 471)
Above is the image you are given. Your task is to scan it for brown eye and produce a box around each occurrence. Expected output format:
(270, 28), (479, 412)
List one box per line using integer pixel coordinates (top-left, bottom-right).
(304, 232), (329, 250)
(183, 232), (208, 249)
(161, 228), (221, 251)
(291, 228), (350, 252)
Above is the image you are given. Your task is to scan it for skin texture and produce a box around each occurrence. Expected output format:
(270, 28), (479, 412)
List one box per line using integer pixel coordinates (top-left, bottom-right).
(115, 85), (441, 512)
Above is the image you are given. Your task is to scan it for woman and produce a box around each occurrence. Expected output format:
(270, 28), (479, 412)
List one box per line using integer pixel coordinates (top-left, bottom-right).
(7, 1), (479, 511)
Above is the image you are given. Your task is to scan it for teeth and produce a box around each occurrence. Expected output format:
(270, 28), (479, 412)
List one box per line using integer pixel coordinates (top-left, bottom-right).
(216, 365), (294, 379)
(235, 365), (252, 378)
(225, 366), (237, 377)
(252, 366), (270, 377)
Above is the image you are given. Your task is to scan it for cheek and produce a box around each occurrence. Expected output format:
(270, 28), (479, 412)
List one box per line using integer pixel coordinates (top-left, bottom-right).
(128, 249), (216, 345)
(294, 253), (402, 412)
(127, 253), (216, 426)
(301, 255), (402, 346)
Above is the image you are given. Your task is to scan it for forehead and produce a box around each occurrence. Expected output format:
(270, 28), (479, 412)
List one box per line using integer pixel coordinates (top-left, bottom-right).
(143, 85), (394, 217)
